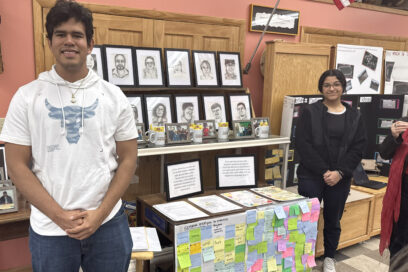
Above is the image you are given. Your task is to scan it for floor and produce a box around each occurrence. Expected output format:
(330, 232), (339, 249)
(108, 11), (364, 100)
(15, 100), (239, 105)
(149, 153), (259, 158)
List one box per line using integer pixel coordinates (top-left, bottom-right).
(313, 236), (390, 272)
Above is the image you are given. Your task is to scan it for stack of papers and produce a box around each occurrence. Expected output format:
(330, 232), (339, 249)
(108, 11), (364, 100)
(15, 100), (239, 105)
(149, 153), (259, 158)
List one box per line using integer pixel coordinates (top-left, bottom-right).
(188, 195), (242, 214)
(153, 201), (209, 221)
(130, 227), (162, 252)
(251, 186), (304, 201)
(220, 190), (274, 207)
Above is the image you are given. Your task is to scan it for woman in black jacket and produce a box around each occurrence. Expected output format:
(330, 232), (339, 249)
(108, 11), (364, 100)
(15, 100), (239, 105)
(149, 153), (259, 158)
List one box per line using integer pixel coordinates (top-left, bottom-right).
(295, 69), (367, 272)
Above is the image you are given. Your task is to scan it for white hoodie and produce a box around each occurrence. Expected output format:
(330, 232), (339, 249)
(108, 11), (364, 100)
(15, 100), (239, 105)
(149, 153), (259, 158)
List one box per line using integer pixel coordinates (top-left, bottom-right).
(0, 66), (137, 235)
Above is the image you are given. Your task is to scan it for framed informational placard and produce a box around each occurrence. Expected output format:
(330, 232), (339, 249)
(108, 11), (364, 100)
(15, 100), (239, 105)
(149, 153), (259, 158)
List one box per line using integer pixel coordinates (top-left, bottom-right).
(164, 159), (203, 201)
(249, 4), (300, 35)
(0, 186), (18, 214)
(216, 154), (257, 189)
(103, 45), (136, 87)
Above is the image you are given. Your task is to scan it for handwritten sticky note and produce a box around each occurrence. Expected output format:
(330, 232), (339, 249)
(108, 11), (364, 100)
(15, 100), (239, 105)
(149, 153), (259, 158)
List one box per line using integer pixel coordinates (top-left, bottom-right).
(289, 231), (298, 243)
(304, 243), (312, 254)
(295, 258), (304, 272)
(177, 253), (191, 269)
(295, 243), (304, 256)
(225, 239), (235, 252)
(190, 242), (202, 255)
(277, 226), (286, 236)
(235, 262), (245, 272)
(177, 243), (189, 255)
(258, 241), (268, 254)
(302, 254), (308, 265)
(274, 231), (283, 242)
(311, 198), (320, 210)
(288, 218), (298, 230)
(267, 257), (277, 272)
(258, 210), (265, 219)
(202, 246), (215, 262)
(201, 225), (212, 240)
(177, 231), (189, 245)
(299, 201), (310, 214)
(278, 240), (287, 252)
(202, 239), (213, 248)
(190, 229), (201, 244)
(289, 205), (300, 216)
(225, 251), (235, 264)
(246, 225), (255, 241)
(190, 253), (201, 267)
(310, 211), (320, 223)
(190, 267), (201, 272)
(214, 237), (225, 252)
(236, 235), (245, 245)
(307, 256), (317, 267)
(253, 259), (264, 271)
(301, 212), (311, 222)
(283, 257), (292, 269)
(247, 210), (257, 224)
(248, 244), (258, 253)
(235, 223), (246, 237)
(225, 225), (235, 239)
(214, 250), (225, 263)
(275, 218), (284, 227)
(282, 247), (293, 258)
(275, 206), (286, 219)
(235, 252), (245, 263)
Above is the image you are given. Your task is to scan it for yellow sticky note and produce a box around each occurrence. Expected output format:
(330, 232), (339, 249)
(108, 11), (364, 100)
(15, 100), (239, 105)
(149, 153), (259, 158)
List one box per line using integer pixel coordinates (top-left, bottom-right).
(235, 223), (246, 237)
(235, 235), (245, 245)
(265, 168), (273, 179)
(258, 211), (265, 219)
(224, 251), (235, 264)
(304, 242), (312, 254)
(272, 166), (282, 179)
(190, 242), (201, 255)
(267, 257), (277, 272)
(213, 237), (225, 252)
(202, 239), (213, 248)
(177, 253), (191, 269)
(214, 250), (225, 263)
(177, 243), (189, 255)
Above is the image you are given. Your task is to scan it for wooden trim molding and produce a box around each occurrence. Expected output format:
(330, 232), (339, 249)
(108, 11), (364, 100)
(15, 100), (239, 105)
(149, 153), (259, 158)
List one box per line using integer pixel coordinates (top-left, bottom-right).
(312, 0), (408, 16)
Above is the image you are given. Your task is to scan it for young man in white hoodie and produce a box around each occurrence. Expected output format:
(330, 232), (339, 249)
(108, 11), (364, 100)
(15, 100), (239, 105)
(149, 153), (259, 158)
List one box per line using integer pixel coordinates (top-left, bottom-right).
(0, 1), (138, 271)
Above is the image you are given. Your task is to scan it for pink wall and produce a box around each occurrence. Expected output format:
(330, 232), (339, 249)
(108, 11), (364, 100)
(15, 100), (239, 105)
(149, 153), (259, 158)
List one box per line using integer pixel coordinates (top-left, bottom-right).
(0, 0), (408, 269)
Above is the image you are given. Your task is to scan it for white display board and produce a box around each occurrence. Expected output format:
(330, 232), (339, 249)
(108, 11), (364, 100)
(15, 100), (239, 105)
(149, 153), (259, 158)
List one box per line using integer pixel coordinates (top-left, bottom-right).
(336, 44), (383, 94)
(384, 50), (408, 95)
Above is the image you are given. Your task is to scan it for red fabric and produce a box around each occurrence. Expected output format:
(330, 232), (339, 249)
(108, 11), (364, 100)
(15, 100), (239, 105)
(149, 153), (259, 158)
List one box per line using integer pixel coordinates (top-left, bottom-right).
(333, 0), (355, 10)
(380, 131), (408, 255)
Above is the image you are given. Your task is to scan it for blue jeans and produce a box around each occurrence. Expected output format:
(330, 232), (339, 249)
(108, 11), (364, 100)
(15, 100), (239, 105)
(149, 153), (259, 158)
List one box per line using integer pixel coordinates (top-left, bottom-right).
(29, 207), (132, 272)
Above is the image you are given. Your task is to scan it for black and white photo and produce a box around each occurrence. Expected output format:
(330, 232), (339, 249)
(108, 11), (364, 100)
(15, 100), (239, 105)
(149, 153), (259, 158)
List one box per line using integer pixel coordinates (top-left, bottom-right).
(393, 81), (408, 95)
(195, 120), (216, 139)
(362, 50), (378, 71)
(104, 45), (135, 87)
(370, 79), (379, 92)
(385, 61), (395, 82)
(174, 95), (200, 125)
(135, 48), (164, 87)
(87, 45), (104, 78)
(165, 49), (192, 87)
(218, 52), (242, 87)
(144, 95), (173, 128)
(165, 123), (191, 144)
(202, 95), (227, 129)
(232, 120), (254, 139)
(192, 51), (218, 87)
(126, 94), (144, 127)
(336, 63), (354, 79)
(358, 69), (368, 84)
(0, 186), (18, 214)
(216, 155), (257, 189)
(228, 94), (252, 121)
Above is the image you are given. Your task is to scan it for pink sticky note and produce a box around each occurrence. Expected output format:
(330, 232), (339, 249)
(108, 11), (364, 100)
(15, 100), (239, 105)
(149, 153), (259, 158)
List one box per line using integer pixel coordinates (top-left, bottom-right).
(284, 206), (290, 213)
(252, 259), (263, 271)
(274, 231), (282, 242)
(284, 218), (288, 228)
(282, 247), (294, 258)
(302, 254), (308, 264)
(307, 256), (317, 267)
(302, 212), (311, 221)
(278, 240), (287, 252)
(310, 212), (319, 222)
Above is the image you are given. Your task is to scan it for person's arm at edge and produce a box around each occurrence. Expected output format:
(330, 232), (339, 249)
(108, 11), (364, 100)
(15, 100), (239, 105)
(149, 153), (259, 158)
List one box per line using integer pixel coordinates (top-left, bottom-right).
(5, 143), (83, 230)
(66, 138), (138, 240)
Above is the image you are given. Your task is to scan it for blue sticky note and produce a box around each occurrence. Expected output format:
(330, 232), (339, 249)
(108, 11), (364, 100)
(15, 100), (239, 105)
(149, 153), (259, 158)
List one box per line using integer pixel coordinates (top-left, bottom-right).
(225, 225), (235, 239)
(267, 241), (276, 257)
(299, 201), (310, 214)
(190, 253), (201, 267)
(276, 254), (282, 265)
(214, 261), (225, 271)
(224, 263), (234, 272)
(201, 225), (212, 240)
(247, 210), (257, 224)
(258, 218), (265, 227)
(275, 206), (287, 219)
(284, 257), (293, 269)
(177, 231), (189, 245)
(202, 247), (215, 262)
(247, 250), (257, 262)
(265, 209), (274, 221)
(234, 262), (245, 272)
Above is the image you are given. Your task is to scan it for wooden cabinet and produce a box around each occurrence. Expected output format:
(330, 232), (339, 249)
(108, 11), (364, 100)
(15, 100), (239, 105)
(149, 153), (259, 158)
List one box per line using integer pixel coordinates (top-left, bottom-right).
(261, 41), (332, 135)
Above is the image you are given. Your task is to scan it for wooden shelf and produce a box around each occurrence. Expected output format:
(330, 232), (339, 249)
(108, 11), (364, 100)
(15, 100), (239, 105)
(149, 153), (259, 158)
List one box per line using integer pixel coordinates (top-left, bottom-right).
(121, 87), (247, 93)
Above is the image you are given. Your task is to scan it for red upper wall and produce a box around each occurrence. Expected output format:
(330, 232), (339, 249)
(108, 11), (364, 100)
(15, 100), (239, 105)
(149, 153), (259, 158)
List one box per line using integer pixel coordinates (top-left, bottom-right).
(0, 0), (407, 117)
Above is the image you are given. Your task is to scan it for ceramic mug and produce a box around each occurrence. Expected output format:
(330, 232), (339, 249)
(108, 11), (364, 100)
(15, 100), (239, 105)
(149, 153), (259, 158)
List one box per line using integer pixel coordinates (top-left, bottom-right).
(217, 122), (229, 141)
(192, 125), (203, 144)
(145, 126), (165, 146)
(255, 125), (269, 139)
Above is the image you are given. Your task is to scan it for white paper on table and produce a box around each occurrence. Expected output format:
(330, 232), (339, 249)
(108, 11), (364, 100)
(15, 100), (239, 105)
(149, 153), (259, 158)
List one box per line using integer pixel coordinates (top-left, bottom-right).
(145, 227), (162, 252)
(188, 195), (242, 214)
(153, 201), (209, 221)
(130, 227), (148, 251)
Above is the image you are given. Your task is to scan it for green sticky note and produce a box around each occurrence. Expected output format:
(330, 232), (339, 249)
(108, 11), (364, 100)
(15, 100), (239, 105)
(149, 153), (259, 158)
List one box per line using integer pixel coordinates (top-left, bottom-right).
(191, 267), (201, 272)
(289, 205), (296, 216)
(294, 205), (300, 215)
(297, 233), (306, 244)
(235, 252), (245, 263)
(246, 225), (255, 240)
(225, 238), (235, 252)
(235, 244), (245, 254)
(283, 268), (291, 272)
(275, 218), (284, 227)
(288, 218), (298, 230)
(296, 259), (304, 272)
(289, 231), (298, 243)
(177, 253), (191, 269)
(258, 241), (267, 254)
(248, 244), (258, 253)
(295, 243), (304, 256)
(189, 228), (201, 244)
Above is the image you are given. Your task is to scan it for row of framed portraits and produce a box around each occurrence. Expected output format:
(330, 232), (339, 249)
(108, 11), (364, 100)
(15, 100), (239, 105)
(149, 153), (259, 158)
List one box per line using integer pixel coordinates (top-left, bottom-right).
(127, 93), (252, 131)
(164, 155), (257, 201)
(88, 45), (243, 88)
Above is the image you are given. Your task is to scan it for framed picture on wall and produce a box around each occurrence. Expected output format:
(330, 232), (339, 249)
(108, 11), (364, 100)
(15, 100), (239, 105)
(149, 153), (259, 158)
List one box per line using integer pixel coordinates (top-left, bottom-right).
(87, 45), (105, 79)
(165, 49), (192, 87)
(228, 94), (252, 121)
(217, 52), (242, 87)
(103, 45), (136, 87)
(126, 94), (145, 129)
(192, 51), (219, 87)
(144, 95), (173, 128)
(134, 47), (165, 87)
(202, 95), (227, 129)
(0, 186), (18, 214)
(249, 4), (300, 35)
(0, 145), (8, 181)
(174, 95), (200, 125)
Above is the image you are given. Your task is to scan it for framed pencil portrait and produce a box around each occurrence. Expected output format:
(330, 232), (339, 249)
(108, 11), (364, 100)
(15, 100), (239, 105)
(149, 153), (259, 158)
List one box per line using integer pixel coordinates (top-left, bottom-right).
(228, 94), (252, 121)
(192, 51), (219, 87)
(165, 49), (192, 87)
(174, 95), (200, 125)
(164, 159), (203, 201)
(134, 47), (165, 87)
(126, 94), (145, 129)
(215, 154), (257, 190)
(0, 186), (18, 214)
(202, 95), (227, 129)
(87, 45), (105, 79)
(144, 95), (173, 129)
(218, 52), (242, 87)
(103, 45), (136, 87)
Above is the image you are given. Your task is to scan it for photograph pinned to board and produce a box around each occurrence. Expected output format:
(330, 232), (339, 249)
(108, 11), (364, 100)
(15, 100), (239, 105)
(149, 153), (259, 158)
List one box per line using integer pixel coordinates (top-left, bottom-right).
(86, 45), (105, 79)
(336, 44), (383, 94)
(103, 45), (136, 87)
(164, 159), (203, 201)
(164, 48), (192, 87)
(216, 154), (257, 190)
(383, 51), (408, 94)
(217, 52), (242, 87)
(134, 47), (165, 87)
(192, 51), (219, 87)
(187, 194), (242, 214)
(249, 4), (300, 35)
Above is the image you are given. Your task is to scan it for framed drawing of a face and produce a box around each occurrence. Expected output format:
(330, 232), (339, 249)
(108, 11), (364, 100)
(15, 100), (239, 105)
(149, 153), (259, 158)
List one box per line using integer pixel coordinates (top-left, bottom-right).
(165, 49), (192, 87)
(126, 94), (145, 129)
(103, 45), (136, 87)
(174, 95), (200, 125)
(87, 45), (105, 79)
(218, 52), (242, 87)
(144, 95), (173, 129)
(202, 95), (227, 129)
(134, 48), (164, 87)
(228, 94), (252, 121)
(192, 51), (218, 87)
